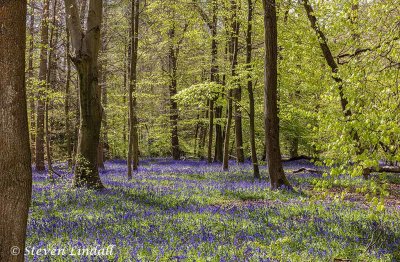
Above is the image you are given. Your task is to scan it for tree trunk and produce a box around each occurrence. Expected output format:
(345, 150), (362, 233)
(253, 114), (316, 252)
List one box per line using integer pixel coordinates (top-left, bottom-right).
(263, 0), (291, 189)
(45, 0), (59, 179)
(199, 108), (208, 158)
(231, 0), (244, 163)
(128, 0), (140, 178)
(97, 141), (104, 169)
(246, 0), (260, 179)
(192, 0), (220, 163)
(64, 0), (105, 189)
(72, 75), (80, 167)
(289, 137), (299, 159)
(98, 1), (110, 169)
(168, 26), (181, 160)
(207, 99), (214, 163)
(194, 113), (200, 156)
(223, 90), (233, 170)
(45, 101), (53, 180)
(214, 106), (224, 162)
(28, 2), (36, 162)
(0, 2), (32, 261)
(80, 0), (87, 27)
(65, 28), (73, 168)
(123, 40), (128, 146)
(73, 60), (104, 188)
(35, 0), (50, 171)
(233, 88), (244, 163)
(223, 0), (240, 171)
(101, 37), (109, 161)
(210, 0), (221, 163)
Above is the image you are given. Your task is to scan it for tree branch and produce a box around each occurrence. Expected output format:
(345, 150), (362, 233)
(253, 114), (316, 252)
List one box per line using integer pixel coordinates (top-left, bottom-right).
(86, 0), (103, 56)
(336, 37), (399, 64)
(64, 0), (84, 54)
(191, 1), (213, 30)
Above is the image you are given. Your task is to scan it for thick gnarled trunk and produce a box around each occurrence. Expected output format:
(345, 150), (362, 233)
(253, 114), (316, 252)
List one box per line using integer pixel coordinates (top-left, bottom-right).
(65, 0), (104, 189)
(73, 60), (104, 188)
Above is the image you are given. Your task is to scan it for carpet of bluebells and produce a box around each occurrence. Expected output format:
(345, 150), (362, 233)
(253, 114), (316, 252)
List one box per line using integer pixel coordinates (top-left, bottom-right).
(27, 159), (400, 261)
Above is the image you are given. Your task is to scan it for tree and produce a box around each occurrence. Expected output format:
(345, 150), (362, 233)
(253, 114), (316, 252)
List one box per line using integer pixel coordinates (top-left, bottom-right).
(0, 1), (32, 261)
(246, 0), (260, 179)
(168, 25), (181, 160)
(64, 0), (105, 189)
(45, 0), (60, 179)
(302, 0), (369, 179)
(98, 0), (110, 169)
(28, 1), (36, 162)
(232, 0), (244, 164)
(262, 0), (291, 189)
(223, 0), (240, 171)
(35, 0), (50, 171)
(192, 0), (220, 163)
(128, 0), (140, 178)
(65, 25), (73, 168)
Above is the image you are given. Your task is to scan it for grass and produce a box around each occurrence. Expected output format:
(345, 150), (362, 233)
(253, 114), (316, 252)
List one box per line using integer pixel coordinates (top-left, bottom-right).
(27, 159), (400, 261)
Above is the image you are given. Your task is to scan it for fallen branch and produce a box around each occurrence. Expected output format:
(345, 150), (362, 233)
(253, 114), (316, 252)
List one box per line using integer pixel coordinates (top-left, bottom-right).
(292, 168), (323, 174)
(293, 165), (400, 175)
(368, 166), (400, 173)
(282, 155), (315, 162)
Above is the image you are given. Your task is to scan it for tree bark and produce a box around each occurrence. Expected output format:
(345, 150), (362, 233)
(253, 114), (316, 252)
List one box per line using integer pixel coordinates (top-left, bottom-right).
(0, 2), (32, 261)
(168, 26), (181, 160)
(199, 108), (208, 158)
(35, 0), (50, 171)
(97, 141), (104, 169)
(210, 0), (223, 163)
(65, 27), (73, 168)
(98, 0), (110, 169)
(223, 0), (240, 171)
(64, 0), (105, 189)
(123, 40), (128, 145)
(289, 137), (299, 159)
(45, 0), (59, 179)
(223, 90), (233, 170)
(214, 106), (224, 162)
(194, 0), (219, 163)
(28, 2), (36, 162)
(207, 99), (214, 163)
(194, 112), (200, 156)
(231, 0), (244, 163)
(246, 0), (260, 179)
(72, 75), (80, 167)
(101, 32), (109, 161)
(263, 0), (291, 189)
(128, 0), (140, 178)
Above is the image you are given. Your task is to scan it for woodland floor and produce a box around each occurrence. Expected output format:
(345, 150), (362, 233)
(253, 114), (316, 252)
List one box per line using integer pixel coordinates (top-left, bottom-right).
(27, 159), (400, 261)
